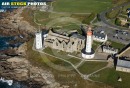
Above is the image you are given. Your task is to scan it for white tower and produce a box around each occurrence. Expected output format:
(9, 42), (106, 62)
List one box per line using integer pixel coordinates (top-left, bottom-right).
(82, 26), (95, 59)
(86, 27), (92, 53)
(35, 32), (43, 50)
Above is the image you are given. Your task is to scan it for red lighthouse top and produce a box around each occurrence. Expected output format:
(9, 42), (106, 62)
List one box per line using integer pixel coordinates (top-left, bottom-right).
(87, 26), (92, 36)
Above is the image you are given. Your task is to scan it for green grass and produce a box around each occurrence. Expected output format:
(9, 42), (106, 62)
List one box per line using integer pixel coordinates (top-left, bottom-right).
(53, 0), (112, 13)
(43, 47), (81, 65)
(26, 39), (109, 88)
(35, 11), (51, 25)
(92, 41), (101, 51)
(108, 40), (125, 50)
(70, 13), (91, 21)
(106, 9), (121, 19)
(118, 14), (128, 19)
(52, 22), (81, 34)
(82, 13), (96, 24)
(21, 8), (37, 27)
(90, 68), (130, 88)
(78, 61), (108, 74)
(49, 12), (71, 19)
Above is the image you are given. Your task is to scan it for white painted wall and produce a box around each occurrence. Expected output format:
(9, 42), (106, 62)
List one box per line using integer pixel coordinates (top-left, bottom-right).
(35, 32), (43, 50)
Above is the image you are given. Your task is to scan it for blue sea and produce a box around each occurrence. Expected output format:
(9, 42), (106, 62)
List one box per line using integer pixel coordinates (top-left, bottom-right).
(0, 36), (27, 88)
(0, 36), (23, 50)
(0, 81), (28, 88)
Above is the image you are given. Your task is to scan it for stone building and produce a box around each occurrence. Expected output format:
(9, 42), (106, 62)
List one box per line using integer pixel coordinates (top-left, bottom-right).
(115, 44), (130, 73)
(102, 45), (118, 54)
(44, 30), (85, 53)
(93, 30), (107, 42)
(116, 59), (130, 73)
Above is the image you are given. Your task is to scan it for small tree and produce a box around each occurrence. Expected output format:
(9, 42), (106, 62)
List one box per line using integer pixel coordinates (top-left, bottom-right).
(115, 18), (121, 26)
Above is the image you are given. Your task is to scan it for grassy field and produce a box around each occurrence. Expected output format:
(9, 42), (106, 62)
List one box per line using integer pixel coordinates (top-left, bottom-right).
(53, 0), (112, 13)
(108, 40), (125, 50)
(35, 11), (51, 25)
(21, 8), (37, 27)
(43, 47), (81, 65)
(90, 68), (130, 88)
(52, 22), (81, 34)
(92, 41), (101, 50)
(78, 61), (108, 74)
(26, 39), (111, 88)
(106, 9), (121, 19)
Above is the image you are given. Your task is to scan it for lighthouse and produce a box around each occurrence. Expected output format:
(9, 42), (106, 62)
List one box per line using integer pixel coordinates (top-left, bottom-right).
(82, 26), (95, 59)
(35, 31), (43, 50)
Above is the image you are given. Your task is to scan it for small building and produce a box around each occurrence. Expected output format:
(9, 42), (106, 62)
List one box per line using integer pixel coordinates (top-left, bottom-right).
(102, 45), (118, 54)
(116, 59), (130, 73)
(42, 30), (49, 40)
(128, 12), (130, 18)
(93, 31), (107, 42)
(126, 8), (130, 13)
(126, 8), (130, 18)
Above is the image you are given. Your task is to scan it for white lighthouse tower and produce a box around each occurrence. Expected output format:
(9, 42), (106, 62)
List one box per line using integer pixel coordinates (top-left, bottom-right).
(82, 26), (95, 59)
(35, 31), (43, 50)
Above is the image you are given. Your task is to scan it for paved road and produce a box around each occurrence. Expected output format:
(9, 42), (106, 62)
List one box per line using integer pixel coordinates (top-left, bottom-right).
(94, 27), (130, 45)
(99, 2), (130, 31)
(99, 2), (130, 45)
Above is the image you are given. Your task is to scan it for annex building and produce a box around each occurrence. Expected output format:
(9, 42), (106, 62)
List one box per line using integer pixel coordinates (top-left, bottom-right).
(116, 44), (130, 73)
(116, 59), (130, 73)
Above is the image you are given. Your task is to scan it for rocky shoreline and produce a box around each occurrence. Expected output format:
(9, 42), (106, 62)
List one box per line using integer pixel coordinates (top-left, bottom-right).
(0, 42), (63, 88)
(0, 8), (63, 88)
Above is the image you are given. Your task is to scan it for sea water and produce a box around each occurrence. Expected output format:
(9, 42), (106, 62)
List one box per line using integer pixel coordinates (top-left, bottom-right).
(0, 81), (28, 88)
(0, 36), (26, 88)
(0, 36), (22, 50)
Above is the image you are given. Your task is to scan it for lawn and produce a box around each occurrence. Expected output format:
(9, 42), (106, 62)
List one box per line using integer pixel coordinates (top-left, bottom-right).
(90, 68), (130, 88)
(49, 12), (71, 19)
(70, 13), (91, 21)
(53, 0), (112, 13)
(92, 41), (101, 51)
(21, 8), (37, 27)
(43, 47), (81, 65)
(106, 9), (121, 19)
(26, 39), (110, 88)
(52, 22), (81, 34)
(35, 11), (51, 25)
(78, 61), (108, 74)
(108, 40), (125, 50)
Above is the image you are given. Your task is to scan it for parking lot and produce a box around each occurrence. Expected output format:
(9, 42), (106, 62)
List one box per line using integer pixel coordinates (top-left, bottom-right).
(93, 26), (130, 45)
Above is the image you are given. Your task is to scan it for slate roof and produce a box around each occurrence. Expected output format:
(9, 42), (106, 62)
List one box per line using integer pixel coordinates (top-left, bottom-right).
(93, 31), (106, 39)
(127, 8), (130, 10)
(128, 12), (130, 16)
(117, 59), (130, 68)
(42, 30), (49, 34)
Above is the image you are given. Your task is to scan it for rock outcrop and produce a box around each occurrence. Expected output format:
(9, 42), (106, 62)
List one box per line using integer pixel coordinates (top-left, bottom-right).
(0, 42), (63, 88)
(0, 56), (61, 88)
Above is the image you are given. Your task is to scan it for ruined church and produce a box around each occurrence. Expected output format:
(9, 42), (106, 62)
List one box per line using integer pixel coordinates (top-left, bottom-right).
(44, 30), (85, 53)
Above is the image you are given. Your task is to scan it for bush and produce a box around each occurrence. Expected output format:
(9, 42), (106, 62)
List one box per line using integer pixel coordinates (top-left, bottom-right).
(97, 14), (101, 21)
(115, 18), (121, 26)
(82, 13), (96, 24)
